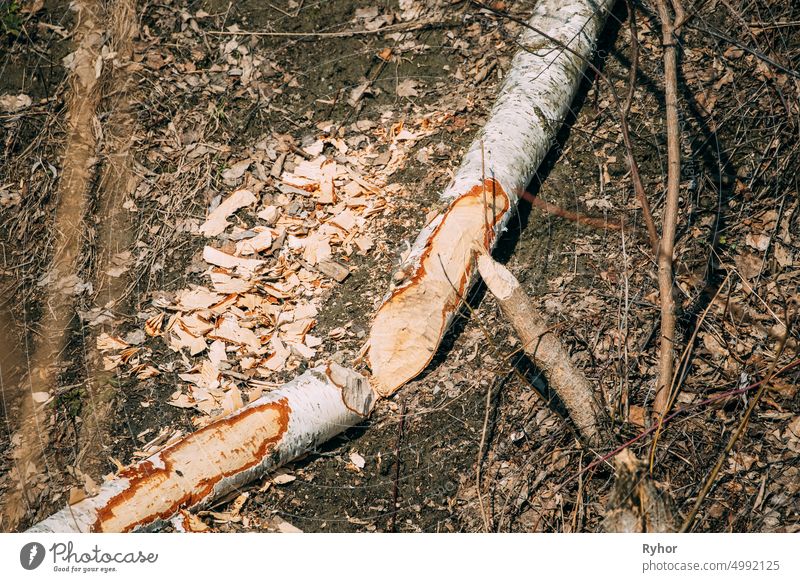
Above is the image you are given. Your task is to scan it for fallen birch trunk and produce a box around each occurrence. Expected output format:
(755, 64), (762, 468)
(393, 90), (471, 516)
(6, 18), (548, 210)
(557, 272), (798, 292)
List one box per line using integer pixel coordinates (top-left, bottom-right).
(476, 253), (606, 447)
(367, 0), (614, 396)
(28, 0), (615, 533)
(27, 364), (374, 532)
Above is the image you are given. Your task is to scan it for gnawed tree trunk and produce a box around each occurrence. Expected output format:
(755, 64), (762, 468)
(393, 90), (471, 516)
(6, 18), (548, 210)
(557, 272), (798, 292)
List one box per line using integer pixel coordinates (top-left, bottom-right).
(27, 364), (374, 532)
(476, 253), (607, 447)
(28, 0), (616, 532)
(367, 0), (615, 397)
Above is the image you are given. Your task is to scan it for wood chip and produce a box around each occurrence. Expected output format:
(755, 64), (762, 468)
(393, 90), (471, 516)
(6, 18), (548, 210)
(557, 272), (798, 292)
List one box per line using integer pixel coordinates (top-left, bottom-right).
(199, 189), (256, 237)
(235, 228), (273, 255)
(318, 160), (337, 204)
(317, 259), (350, 282)
(208, 315), (261, 350)
(176, 286), (225, 311)
(203, 245), (264, 272)
(209, 270), (254, 294)
(145, 312), (165, 336)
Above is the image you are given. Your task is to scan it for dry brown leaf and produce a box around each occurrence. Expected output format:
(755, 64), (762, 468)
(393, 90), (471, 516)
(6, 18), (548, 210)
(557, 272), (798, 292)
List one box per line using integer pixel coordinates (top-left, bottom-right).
(272, 472), (296, 485)
(221, 160), (252, 183)
(0, 93), (33, 112)
(396, 78), (419, 98)
(106, 251), (134, 278)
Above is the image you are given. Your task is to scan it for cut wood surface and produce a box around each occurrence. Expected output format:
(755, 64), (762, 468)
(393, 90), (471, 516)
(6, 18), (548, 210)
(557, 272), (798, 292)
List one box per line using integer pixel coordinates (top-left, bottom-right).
(27, 364), (374, 532)
(26, 0), (615, 532)
(477, 252), (606, 447)
(367, 0), (614, 397)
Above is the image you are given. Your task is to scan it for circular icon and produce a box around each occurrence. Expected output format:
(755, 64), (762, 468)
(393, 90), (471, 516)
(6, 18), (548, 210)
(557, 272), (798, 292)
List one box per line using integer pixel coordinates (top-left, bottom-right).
(20, 542), (46, 570)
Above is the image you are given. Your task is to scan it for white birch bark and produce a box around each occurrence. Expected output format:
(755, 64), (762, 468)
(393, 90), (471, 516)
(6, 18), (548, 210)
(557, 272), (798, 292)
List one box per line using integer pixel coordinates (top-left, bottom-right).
(367, 0), (614, 396)
(27, 364), (374, 532)
(27, 0), (615, 533)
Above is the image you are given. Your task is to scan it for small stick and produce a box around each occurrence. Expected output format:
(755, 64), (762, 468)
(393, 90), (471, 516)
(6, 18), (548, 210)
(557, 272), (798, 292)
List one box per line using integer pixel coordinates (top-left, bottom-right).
(653, 0), (684, 418)
(476, 377), (494, 532)
(621, 0), (660, 255)
(476, 251), (607, 448)
(522, 191), (624, 231)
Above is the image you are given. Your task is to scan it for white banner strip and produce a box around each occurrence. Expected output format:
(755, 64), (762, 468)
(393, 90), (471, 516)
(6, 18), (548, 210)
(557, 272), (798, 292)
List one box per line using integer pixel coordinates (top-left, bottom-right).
(1, 533), (797, 581)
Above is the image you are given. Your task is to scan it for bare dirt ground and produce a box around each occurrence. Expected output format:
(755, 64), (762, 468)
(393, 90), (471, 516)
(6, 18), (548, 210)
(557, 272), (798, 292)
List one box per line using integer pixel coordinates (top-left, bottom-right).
(0, 0), (798, 532)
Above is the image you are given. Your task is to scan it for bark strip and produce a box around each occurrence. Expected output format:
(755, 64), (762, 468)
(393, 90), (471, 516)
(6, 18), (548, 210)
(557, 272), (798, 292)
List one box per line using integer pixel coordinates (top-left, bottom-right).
(26, 364), (374, 532)
(367, 0), (615, 397)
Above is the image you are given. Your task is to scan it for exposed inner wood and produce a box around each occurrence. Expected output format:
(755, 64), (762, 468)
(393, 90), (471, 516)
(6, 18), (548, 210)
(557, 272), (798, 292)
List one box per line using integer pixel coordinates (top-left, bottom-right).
(368, 179), (509, 396)
(93, 399), (289, 532)
(27, 364), (375, 533)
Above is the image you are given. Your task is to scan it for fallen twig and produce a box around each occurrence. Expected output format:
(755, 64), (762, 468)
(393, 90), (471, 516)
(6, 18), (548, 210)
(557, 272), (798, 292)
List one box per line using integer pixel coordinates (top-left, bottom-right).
(476, 251), (607, 448)
(653, 0), (684, 418)
(522, 191), (624, 231)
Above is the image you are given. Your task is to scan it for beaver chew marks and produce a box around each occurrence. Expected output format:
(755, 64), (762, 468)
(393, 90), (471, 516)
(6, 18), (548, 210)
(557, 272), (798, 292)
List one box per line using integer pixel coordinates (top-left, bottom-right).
(369, 180), (509, 397)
